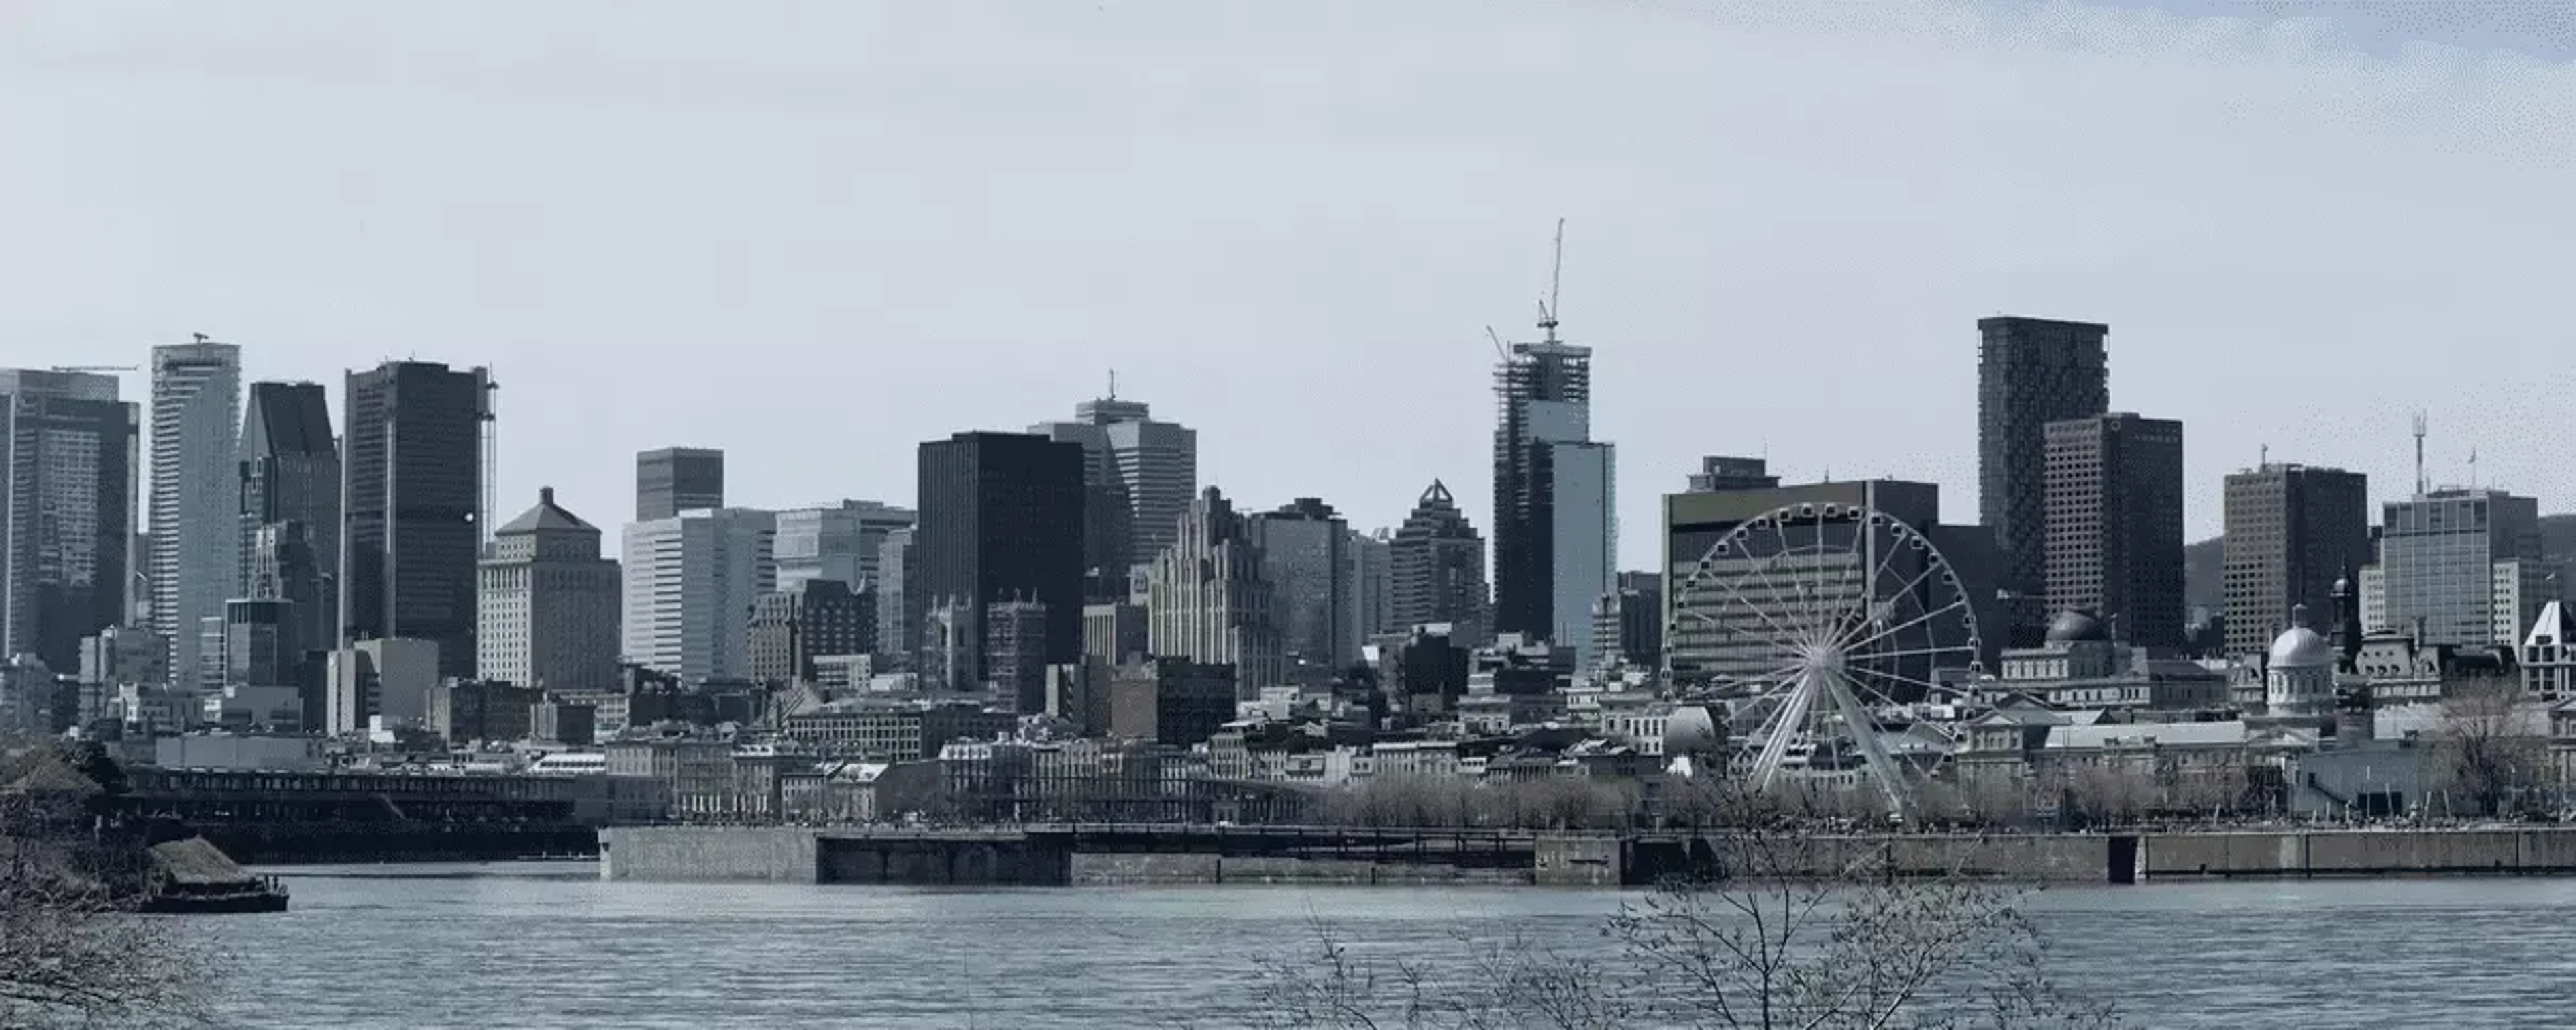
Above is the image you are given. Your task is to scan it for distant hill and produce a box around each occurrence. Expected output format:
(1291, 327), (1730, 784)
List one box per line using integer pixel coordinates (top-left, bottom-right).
(2184, 536), (2222, 613)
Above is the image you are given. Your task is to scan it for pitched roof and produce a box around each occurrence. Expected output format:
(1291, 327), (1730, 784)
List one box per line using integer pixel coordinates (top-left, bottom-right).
(495, 486), (595, 535)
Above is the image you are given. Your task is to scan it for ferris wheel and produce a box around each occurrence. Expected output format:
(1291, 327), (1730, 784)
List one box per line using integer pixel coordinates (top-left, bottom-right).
(1668, 495), (1983, 817)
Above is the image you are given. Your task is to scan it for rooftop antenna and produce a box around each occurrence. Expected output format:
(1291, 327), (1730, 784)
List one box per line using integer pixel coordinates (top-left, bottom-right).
(2259, 443), (2268, 469)
(2469, 446), (2479, 489)
(1536, 218), (1565, 345)
(2412, 410), (2428, 496)
(1106, 368), (1117, 400)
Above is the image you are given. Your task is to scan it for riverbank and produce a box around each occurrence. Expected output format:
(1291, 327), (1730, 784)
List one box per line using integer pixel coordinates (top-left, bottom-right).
(591, 823), (2576, 886)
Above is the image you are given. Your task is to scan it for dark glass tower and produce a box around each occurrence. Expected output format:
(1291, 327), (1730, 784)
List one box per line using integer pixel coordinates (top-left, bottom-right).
(1976, 317), (2109, 633)
(0, 369), (134, 670)
(1491, 339), (1594, 643)
(1391, 480), (1489, 646)
(2043, 413), (2185, 650)
(239, 381), (340, 604)
(341, 361), (490, 679)
(635, 447), (724, 521)
(914, 432), (1085, 698)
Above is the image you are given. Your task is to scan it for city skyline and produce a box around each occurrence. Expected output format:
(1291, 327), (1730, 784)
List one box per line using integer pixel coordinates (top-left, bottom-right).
(11, 3), (2576, 569)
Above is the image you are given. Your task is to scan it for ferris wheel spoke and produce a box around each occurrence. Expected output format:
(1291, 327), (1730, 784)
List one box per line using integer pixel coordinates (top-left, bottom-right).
(1837, 596), (1969, 656)
(1685, 571), (1805, 652)
(1846, 644), (1972, 664)
(1825, 557), (1947, 654)
(1844, 662), (1958, 702)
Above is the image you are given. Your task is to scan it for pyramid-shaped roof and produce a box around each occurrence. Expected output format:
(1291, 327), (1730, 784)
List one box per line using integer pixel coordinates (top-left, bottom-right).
(495, 487), (596, 536)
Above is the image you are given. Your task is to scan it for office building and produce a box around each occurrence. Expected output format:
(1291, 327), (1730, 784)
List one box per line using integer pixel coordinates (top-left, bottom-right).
(0, 369), (136, 671)
(479, 488), (621, 691)
(635, 447), (723, 521)
(325, 637), (439, 736)
(1348, 528), (1393, 648)
(1591, 571), (1663, 673)
(773, 500), (914, 591)
(1084, 599), (1149, 665)
(1389, 481), (1489, 645)
(1108, 657), (1238, 747)
(1977, 317), (2110, 620)
(914, 432), (1085, 687)
(621, 507), (775, 683)
(237, 381), (339, 604)
(876, 526), (916, 668)
(2375, 488), (2546, 648)
(148, 340), (241, 691)
(1031, 390), (1196, 592)
(2043, 413), (2186, 649)
(1146, 487), (1282, 698)
(2221, 464), (2372, 658)
(985, 598), (1052, 713)
(747, 577), (870, 687)
(342, 360), (492, 679)
(1491, 329), (1615, 652)
(1248, 498), (1352, 667)
(1685, 455), (1780, 494)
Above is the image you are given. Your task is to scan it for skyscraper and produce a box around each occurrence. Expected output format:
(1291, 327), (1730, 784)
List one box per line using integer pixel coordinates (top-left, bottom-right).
(1030, 390), (1195, 593)
(342, 360), (492, 679)
(1390, 481), (1489, 645)
(479, 488), (621, 691)
(1346, 527), (1393, 649)
(876, 526), (916, 669)
(1147, 487), (1283, 697)
(2377, 488), (2545, 648)
(914, 432), (1085, 689)
(620, 507), (776, 683)
(149, 339), (241, 690)
(1977, 317), (2110, 626)
(1248, 498), (1352, 667)
(1491, 329), (1614, 652)
(0, 369), (135, 671)
(773, 500), (915, 591)
(2221, 464), (2371, 658)
(2042, 412), (2185, 649)
(635, 447), (723, 521)
(237, 381), (339, 606)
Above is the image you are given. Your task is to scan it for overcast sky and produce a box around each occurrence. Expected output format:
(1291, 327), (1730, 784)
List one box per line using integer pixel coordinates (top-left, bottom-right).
(6, 0), (2573, 568)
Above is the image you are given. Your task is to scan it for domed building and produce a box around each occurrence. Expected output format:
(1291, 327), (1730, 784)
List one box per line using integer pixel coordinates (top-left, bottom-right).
(1663, 703), (1725, 778)
(2247, 605), (2334, 755)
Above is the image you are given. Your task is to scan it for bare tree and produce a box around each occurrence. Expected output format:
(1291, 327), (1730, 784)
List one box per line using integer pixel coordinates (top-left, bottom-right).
(2433, 680), (2548, 819)
(2, 740), (218, 1028)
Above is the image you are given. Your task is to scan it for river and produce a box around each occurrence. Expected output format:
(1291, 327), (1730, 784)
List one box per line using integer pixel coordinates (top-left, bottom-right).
(199, 863), (2576, 1028)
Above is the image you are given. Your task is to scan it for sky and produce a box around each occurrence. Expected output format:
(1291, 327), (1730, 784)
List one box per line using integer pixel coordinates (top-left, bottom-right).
(5, 0), (2574, 569)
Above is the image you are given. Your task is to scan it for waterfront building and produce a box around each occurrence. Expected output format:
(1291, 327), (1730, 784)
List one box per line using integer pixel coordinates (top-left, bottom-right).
(341, 360), (492, 679)
(773, 500), (914, 592)
(1976, 317), (2110, 636)
(2042, 412), (2186, 650)
(478, 488), (621, 691)
(2524, 602), (2576, 702)
(746, 578), (869, 687)
(2371, 488), (2546, 647)
(1030, 390), (1196, 596)
(1146, 487), (1282, 699)
(148, 340), (241, 692)
(1491, 326), (1615, 656)
(0, 369), (136, 671)
(914, 431), (1085, 688)
(2221, 464), (2371, 660)
(1108, 656), (1237, 746)
(429, 679), (542, 744)
(635, 447), (723, 521)
(1389, 481), (1489, 646)
(1248, 498), (1353, 667)
(620, 507), (775, 683)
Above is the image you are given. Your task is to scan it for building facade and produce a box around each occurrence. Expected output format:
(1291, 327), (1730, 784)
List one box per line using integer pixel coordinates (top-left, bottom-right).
(1347, 527), (1392, 648)
(237, 382), (339, 606)
(914, 432), (1086, 689)
(0, 369), (136, 671)
(1248, 498), (1352, 667)
(772, 500), (914, 592)
(1491, 335), (1612, 652)
(620, 507), (776, 683)
(2220, 464), (2371, 659)
(478, 488), (621, 691)
(149, 340), (241, 691)
(1030, 392), (1196, 595)
(1389, 481), (1489, 645)
(875, 526), (916, 669)
(635, 447), (723, 522)
(747, 577), (870, 687)
(1976, 317), (2110, 619)
(2042, 413), (2185, 649)
(2375, 488), (2545, 647)
(1146, 486), (1282, 699)
(341, 361), (492, 679)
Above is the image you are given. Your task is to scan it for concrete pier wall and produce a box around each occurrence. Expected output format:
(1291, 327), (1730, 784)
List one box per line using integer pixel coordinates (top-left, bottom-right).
(600, 826), (818, 883)
(2143, 828), (2576, 880)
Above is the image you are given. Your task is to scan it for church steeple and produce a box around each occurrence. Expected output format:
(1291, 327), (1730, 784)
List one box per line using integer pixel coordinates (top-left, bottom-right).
(2330, 567), (2360, 674)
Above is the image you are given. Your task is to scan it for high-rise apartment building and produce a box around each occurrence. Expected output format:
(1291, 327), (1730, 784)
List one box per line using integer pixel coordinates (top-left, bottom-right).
(1977, 317), (2110, 619)
(479, 488), (621, 691)
(2220, 464), (2371, 658)
(914, 432), (1085, 688)
(620, 507), (775, 683)
(342, 361), (492, 679)
(2042, 413), (2185, 649)
(149, 340), (241, 690)
(1491, 333), (1615, 653)
(1146, 487), (1281, 698)
(1389, 481), (1489, 646)
(1030, 392), (1195, 592)
(635, 447), (723, 521)
(1248, 498), (1352, 667)
(0, 369), (136, 671)
(773, 500), (914, 591)
(2375, 488), (2545, 648)
(237, 382), (339, 604)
